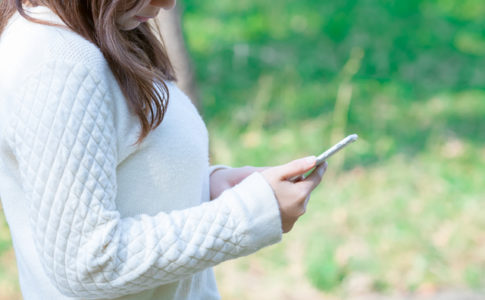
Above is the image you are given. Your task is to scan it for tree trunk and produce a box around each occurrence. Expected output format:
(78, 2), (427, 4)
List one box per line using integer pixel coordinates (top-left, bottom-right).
(156, 4), (200, 110)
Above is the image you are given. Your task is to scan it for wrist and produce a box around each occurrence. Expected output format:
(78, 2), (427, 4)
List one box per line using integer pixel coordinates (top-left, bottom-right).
(209, 164), (231, 177)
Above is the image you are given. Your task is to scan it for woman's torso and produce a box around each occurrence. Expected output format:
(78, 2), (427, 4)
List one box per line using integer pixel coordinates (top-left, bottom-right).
(0, 6), (219, 300)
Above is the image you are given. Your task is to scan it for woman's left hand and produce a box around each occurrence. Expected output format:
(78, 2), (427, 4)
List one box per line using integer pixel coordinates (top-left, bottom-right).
(210, 166), (267, 200)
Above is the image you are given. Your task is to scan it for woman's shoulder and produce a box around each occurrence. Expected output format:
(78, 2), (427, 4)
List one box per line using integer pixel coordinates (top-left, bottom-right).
(0, 6), (108, 77)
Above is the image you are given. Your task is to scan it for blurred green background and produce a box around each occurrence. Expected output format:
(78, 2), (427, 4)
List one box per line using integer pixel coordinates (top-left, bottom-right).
(1, 0), (485, 299)
(184, 0), (485, 298)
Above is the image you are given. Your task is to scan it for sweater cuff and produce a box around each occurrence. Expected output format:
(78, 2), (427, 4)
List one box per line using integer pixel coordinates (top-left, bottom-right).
(229, 171), (283, 254)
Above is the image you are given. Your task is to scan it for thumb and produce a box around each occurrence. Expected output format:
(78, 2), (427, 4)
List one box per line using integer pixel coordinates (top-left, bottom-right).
(277, 156), (316, 180)
(255, 166), (270, 173)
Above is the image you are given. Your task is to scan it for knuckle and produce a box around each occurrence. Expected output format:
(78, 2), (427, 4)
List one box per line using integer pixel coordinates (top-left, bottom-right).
(311, 178), (320, 188)
(312, 179), (321, 188)
(298, 207), (306, 217)
(297, 190), (308, 202)
(304, 184), (314, 195)
(287, 210), (300, 220)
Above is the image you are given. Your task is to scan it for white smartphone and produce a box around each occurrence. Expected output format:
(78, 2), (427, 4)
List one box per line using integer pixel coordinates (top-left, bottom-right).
(290, 134), (358, 182)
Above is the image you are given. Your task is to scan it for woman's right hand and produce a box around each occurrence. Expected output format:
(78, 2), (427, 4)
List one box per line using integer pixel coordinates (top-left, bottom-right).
(260, 156), (328, 233)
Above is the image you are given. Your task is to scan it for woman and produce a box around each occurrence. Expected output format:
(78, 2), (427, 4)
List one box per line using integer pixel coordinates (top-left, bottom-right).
(0, 0), (327, 299)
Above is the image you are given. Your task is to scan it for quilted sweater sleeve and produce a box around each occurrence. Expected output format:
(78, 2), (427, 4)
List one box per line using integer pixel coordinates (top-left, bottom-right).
(6, 60), (283, 299)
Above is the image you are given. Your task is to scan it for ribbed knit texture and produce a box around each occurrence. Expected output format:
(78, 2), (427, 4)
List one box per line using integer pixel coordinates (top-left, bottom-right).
(0, 6), (282, 300)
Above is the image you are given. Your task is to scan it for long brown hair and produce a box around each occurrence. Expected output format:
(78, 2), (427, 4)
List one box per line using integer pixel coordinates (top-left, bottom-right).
(0, 0), (176, 145)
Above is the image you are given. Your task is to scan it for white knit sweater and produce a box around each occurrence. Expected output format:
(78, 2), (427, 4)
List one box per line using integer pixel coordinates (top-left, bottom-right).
(0, 6), (282, 300)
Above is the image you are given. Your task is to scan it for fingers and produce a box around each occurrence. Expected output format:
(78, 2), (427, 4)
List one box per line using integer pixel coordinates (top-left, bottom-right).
(276, 156), (317, 180)
(255, 166), (270, 173)
(298, 161), (328, 192)
(298, 162), (328, 210)
(260, 159), (329, 234)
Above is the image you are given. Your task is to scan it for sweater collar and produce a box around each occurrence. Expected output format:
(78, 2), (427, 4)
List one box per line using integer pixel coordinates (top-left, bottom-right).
(23, 5), (64, 25)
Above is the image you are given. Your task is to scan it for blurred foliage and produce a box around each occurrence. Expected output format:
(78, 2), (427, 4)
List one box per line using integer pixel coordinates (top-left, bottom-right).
(181, 0), (485, 297)
(182, 0), (485, 164)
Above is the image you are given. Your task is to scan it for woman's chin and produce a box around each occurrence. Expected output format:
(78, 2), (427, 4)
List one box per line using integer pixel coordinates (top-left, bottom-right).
(117, 20), (141, 31)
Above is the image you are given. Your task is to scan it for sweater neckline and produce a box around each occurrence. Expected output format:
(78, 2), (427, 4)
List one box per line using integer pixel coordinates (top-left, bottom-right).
(23, 5), (64, 25)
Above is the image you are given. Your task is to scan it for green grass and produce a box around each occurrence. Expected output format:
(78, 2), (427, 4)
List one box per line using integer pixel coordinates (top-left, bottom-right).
(0, 213), (11, 256)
